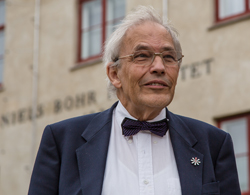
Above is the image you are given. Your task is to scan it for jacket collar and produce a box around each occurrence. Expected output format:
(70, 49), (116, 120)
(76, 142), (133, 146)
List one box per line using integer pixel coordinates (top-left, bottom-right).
(167, 109), (204, 195)
(76, 102), (118, 195)
(80, 101), (117, 141)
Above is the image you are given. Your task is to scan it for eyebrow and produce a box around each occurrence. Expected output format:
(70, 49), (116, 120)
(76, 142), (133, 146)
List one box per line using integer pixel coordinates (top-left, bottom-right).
(133, 44), (175, 51)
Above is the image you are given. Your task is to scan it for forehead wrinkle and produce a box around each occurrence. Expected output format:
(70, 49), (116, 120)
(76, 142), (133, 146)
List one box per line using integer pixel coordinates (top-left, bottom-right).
(162, 46), (175, 51)
(133, 44), (175, 52)
(121, 22), (175, 54)
(131, 34), (175, 53)
(133, 44), (151, 51)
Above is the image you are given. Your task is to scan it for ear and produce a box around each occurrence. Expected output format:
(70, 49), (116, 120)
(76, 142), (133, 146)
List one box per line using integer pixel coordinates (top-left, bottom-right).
(106, 62), (122, 89)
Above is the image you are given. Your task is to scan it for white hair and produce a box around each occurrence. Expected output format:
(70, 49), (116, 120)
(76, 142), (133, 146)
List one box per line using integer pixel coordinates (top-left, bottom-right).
(103, 5), (182, 94)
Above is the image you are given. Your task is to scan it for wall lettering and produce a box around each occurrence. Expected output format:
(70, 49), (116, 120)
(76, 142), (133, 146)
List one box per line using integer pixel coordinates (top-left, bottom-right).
(180, 58), (214, 80)
(53, 91), (96, 114)
(1, 104), (44, 126)
(0, 91), (99, 128)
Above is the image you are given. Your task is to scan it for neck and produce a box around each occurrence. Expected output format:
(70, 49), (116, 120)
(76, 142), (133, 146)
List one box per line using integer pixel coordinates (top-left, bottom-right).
(119, 101), (163, 121)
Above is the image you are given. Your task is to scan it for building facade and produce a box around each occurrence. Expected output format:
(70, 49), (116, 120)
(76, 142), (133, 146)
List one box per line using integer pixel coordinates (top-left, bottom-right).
(0, 0), (250, 194)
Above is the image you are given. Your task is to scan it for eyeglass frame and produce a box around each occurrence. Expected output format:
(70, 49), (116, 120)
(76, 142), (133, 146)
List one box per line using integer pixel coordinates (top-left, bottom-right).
(116, 50), (184, 67)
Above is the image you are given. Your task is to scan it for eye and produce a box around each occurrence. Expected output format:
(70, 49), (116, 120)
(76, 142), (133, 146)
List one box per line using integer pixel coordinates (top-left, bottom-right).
(162, 51), (177, 62)
(133, 51), (152, 60)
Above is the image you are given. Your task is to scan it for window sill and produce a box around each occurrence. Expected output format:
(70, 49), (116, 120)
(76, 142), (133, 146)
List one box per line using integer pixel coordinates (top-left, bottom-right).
(214, 110), (250, 122)
(208, 13), (250, 31)
(70, 57), (103, 71)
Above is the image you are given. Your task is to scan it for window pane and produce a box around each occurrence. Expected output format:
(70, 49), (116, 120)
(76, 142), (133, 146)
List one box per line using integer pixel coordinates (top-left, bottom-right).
(0, 30), (4, 56)
(222, 118), (248, 154)
(0, 31), (3, 83)
(90, 28), (101, 56)
(221, 117), (249, 192)
(82, 31), (89, 59)
(0, 19), (4, 84)
(0, 0), (5, 26)
(219, 0), (245, 19)
(81, 0), (102, 59)
(236, 156), (249, 191)
(106, 0), (125, 38)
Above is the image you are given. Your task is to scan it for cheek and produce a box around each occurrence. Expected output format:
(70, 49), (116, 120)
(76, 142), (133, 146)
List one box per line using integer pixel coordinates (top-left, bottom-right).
(118, 67), (137, 91)
(127, 67), (146, 86)
(167, 68), (179, 84)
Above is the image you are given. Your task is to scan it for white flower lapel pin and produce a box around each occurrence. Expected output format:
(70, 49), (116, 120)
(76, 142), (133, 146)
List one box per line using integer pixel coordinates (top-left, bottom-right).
(191, 157), (201, 166)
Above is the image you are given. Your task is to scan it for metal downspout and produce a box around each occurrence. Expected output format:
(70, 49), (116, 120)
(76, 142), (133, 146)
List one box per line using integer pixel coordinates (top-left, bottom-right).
(31, 0), (40, 169)
(163, 0), (168, 20)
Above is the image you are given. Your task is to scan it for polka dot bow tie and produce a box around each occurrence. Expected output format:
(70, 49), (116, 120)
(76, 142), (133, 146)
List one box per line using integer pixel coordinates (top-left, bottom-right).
(121, 117), (169, 137)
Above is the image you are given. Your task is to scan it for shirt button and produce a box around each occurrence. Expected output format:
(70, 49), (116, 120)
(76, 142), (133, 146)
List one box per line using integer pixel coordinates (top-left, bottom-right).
(128, 139), (133, 144)
(144, 180), (149, 185)
(153, 141), (158, 144)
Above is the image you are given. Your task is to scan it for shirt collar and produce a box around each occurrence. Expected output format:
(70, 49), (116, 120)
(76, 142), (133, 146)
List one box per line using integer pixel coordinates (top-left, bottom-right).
(115, 101), (166, 126)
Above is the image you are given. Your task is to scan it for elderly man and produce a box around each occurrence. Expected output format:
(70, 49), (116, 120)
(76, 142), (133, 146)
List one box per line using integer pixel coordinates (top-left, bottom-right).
(28, 6), (241, 195)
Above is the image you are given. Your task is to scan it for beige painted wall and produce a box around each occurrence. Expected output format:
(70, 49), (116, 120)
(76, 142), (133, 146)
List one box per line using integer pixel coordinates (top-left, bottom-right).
(167, 0), (250, 125)
(0, 0), (250, 194)
(1, 1), (35, 193)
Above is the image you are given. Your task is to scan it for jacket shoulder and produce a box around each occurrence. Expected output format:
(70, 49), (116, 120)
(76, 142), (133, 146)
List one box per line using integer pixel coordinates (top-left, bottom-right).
(48, 112), (100, 132)
(173, 113), (227, 136)
(47, 102), (118, 134)
(168, 111), (230, 152)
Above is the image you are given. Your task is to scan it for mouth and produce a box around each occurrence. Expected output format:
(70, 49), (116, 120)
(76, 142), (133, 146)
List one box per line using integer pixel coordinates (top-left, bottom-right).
(146, 82), (166, 86)
(144, 80), (169, 88)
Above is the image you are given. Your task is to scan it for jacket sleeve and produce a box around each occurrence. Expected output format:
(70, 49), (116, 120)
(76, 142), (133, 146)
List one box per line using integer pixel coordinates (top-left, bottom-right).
(28, 125), (60, 195)
(215, 133), (241, 194)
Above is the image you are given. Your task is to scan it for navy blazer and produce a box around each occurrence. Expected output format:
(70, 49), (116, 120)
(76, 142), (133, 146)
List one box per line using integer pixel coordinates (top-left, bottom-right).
(28, 102), (241, 195)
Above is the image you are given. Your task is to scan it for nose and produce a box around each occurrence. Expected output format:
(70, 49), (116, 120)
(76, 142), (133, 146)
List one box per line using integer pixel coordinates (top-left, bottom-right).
(149, 55), (166, 75)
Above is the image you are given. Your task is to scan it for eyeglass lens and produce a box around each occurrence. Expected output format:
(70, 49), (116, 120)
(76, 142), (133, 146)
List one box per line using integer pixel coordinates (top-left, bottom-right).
(133, 50), (180, 66)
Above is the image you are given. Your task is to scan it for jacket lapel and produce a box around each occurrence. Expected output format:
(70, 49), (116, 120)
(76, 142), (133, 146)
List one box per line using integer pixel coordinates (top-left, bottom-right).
(76, 102), (118, 195)
(167, 110), (204, 195)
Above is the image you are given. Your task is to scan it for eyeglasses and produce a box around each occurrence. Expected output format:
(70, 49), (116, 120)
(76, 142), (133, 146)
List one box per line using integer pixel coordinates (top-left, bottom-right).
(118, 50), (184, 66)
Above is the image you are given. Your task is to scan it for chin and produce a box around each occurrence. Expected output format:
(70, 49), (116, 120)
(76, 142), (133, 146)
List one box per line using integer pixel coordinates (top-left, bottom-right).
(142, 95), (173, 109)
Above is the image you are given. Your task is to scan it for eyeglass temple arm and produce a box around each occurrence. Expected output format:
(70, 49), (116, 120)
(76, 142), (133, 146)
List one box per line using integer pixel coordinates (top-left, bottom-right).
(178, 55), (184, 61)
(119, 54), (134, 59)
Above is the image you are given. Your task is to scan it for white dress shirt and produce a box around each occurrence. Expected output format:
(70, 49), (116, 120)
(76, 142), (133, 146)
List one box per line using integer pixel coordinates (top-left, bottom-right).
(101, 102), (181, 195)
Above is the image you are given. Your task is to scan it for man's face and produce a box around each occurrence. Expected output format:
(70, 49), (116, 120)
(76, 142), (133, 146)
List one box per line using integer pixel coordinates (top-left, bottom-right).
(108, 22), (180, 119)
